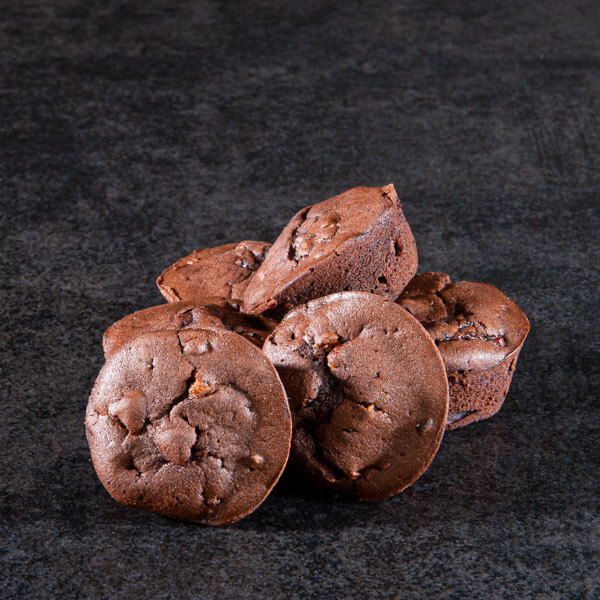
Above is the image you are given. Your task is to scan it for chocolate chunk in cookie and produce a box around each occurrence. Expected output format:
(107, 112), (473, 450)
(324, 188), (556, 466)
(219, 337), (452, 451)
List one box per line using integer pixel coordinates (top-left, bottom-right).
(397, 272), (529, 429)
(157, 240), (271, 304)
(242, 185), (417, 315)
(86, 329), (291, 524)
(263, 292), (448, 501)
(102, 299), (278, 357)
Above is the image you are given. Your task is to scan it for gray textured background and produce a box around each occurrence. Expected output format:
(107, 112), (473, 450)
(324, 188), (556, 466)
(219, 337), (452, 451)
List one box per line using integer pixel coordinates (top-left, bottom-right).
(1, 1), (599, 598)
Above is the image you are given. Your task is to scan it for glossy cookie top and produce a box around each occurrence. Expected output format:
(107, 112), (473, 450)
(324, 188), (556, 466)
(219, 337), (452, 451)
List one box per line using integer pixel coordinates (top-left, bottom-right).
(86, 328), (291, 525)
(242, 185), (417, 314)
(263, 292), (448, 501)
(102, 299), (278, 357)
(157, 240), (271, 304)
(397, 272), (530, 371)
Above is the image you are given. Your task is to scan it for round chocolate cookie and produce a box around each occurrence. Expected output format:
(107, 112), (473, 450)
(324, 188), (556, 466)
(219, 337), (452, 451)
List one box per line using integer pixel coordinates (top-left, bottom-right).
(397, 272), (529, 429)
(102, 299), (278, 357)
(86, 328), (291, 525)
(157, 240), (271, 304)
(262, 292), (448, 501)
(242, 185), (417, 315)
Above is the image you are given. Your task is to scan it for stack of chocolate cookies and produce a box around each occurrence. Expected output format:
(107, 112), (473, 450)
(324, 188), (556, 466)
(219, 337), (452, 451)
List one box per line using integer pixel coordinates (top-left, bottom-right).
(86, 184), (529, 524)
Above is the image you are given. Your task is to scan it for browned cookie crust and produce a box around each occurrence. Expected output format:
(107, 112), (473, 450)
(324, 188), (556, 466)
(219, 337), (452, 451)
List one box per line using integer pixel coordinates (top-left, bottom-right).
(102, 299), (278, 357)
(157, 240), (271, 304)
(263, 292), (448, 501)
(242, 185), (417, 315)
(397, 272), (529, 429)
(86, 329), (291, 525)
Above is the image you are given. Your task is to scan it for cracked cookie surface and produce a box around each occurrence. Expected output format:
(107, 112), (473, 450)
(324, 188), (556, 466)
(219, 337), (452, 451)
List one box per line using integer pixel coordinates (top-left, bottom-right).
(242, 185), (417, 315)
(86, 328), (291, 524)
(397, 272), (530, 428)
(262, 292), (448, 501)
(102, 298), (278, 357)
(157, 240), (271, 305)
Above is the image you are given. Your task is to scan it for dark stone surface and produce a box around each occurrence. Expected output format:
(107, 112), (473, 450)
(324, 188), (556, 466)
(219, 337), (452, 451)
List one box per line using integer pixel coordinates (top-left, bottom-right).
(1, 1), (599, 598)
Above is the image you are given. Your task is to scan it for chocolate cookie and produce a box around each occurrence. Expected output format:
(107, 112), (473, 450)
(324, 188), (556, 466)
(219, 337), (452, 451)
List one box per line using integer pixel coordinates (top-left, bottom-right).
(157, 240), (271, 304)
(242, 185), (418, 315)
(262, 292), (448, 501)
(397, 272), (529, 429)
(102, 299), (278, 357)
(86, 328), (291, 525)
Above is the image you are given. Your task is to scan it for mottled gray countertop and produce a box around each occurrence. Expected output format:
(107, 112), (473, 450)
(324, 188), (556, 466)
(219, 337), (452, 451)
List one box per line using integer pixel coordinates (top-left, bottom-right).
(1, 1), (599, 598)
